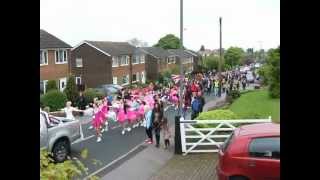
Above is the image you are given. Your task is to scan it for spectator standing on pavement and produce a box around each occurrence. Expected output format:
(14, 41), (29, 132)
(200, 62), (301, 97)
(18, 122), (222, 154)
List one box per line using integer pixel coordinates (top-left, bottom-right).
(242, 77), (247, 90)
(153, 112), (162, 148)
(206, 76), (212, 95)
(214, 79), (219, 96)
(76, 92), (86, 116)
(191, 93), (202, 120)
(162, 117), (171, 149)
(198, 91), (205, 113)
(144, 105), (153, 144)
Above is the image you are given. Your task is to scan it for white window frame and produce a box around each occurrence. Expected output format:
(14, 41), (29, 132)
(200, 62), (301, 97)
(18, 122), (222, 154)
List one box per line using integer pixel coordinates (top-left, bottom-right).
(76, 58), (83, 67)
(59, 77), (67, 92)
(40, 50), (48, 66)
(136, 72), (140, 82)
(167, 57), (175, 64)
(112, 56), (119, 67)
(75, 76), (81, 85)
(122, 74), (129, 85)
(140, 55), (145, 63)
(113, 76), (118, 85)
(55, 49), (68, 64)
(132, 55), (139, 65)
(40, 80), (48, 94)
(141, 71), (146, 84)
(120, 55), (129, 66)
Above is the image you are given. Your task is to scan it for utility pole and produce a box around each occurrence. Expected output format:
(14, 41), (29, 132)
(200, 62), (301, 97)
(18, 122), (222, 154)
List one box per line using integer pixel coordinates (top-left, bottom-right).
(179, 0), (184, 116)
(218, 17), (222, 97)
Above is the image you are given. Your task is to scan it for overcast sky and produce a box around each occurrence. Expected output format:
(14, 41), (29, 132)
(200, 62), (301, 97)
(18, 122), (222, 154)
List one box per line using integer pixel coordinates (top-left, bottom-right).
(40, 0), (279, 51)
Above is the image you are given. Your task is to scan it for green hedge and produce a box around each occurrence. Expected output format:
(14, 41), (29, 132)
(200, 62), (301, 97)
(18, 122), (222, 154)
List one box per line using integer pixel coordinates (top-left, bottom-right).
(83, 88), (104, 103)
(196, 110), (238, 128)
(41, 90), (67, 112)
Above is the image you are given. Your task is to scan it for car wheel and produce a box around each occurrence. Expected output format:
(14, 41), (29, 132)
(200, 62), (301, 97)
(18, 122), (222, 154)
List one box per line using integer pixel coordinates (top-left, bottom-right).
(229, 176), (249, 180)
(52, 139), (70, 163)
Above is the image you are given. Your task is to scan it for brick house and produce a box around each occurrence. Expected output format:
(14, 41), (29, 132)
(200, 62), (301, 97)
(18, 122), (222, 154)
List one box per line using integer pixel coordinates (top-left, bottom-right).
(185, 50), (203, 72)
(139, 47), (171, 80)
(167, 49), (197, 74)
(71, 41), (147, 88)
(40, 29), (72, 94)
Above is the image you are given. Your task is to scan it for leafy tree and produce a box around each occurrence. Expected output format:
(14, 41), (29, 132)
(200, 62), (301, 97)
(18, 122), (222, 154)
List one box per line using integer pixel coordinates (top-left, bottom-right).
(224, 47), (245, 68)
(258, 46), (280, 98)
(46, 80), (58, 92)
(203, 55), (219, 70)
(64, 76), (79, 105)
(128, 38), (148, 47)
(154, 34), (181, 49)
(200, 45), (205, 51)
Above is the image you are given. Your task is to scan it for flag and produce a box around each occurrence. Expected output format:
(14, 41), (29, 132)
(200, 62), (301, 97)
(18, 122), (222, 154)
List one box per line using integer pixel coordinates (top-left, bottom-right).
(171, 74), (184, 84)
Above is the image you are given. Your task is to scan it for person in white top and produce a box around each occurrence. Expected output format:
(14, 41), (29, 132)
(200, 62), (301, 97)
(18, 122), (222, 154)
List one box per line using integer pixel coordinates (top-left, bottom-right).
(61, 101), (85, 139)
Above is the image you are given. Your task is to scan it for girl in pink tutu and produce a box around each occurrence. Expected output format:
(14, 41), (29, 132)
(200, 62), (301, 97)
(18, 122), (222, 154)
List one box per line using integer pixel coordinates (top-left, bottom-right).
(100, 98), (109, 133)
(117, 99), (130, 135)
(92, 103), (103, 142)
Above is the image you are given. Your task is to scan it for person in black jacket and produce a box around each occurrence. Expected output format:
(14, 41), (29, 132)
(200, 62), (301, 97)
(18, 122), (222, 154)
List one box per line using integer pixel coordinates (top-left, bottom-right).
(76, 92), (87, 116)
(152, 103), (163, 148)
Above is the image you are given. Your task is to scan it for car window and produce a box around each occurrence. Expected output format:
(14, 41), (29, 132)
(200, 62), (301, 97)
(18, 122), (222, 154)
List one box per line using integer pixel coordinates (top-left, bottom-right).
(249, 137), (280, 159)
(222, 132), (234, 152)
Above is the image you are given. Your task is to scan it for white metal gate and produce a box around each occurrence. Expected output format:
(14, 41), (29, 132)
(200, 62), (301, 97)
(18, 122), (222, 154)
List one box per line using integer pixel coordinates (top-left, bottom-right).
(180, 117), (272, 155)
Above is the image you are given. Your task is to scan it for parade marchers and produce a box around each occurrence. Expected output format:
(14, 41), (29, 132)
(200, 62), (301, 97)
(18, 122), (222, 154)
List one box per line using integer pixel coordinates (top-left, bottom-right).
(46, 69), (257, 146)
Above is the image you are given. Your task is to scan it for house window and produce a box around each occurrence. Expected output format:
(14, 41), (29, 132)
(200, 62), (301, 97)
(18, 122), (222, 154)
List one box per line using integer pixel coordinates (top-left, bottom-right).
(122, 74), (129, 85)
(75, 77), (81, 85)
(167, 57), (175, 64)
(112, 56), (119, 67)
(132, 55), (139, 64)
(40, 50), (48, 65)
(141, 71), (146, 84)
(76, 58), (83, 67)
(120, 56), (129, 66)
(40, 80), (48, 94)
(113, 77), (118, 84)
(55, 49), (68, 64)
(132, 74), (137, 82)
(140, 55), (145, 63)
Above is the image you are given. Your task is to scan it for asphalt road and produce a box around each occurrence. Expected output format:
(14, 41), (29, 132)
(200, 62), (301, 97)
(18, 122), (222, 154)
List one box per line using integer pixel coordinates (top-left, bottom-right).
(69, 92), (220, 179)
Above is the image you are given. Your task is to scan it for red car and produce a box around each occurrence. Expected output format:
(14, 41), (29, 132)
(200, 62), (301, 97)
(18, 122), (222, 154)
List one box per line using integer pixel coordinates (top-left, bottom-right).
(216, 123), (280, 180)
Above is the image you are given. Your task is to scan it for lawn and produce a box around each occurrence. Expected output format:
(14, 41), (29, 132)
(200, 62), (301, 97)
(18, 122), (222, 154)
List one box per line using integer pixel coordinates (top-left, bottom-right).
(229, 89), (280, 123)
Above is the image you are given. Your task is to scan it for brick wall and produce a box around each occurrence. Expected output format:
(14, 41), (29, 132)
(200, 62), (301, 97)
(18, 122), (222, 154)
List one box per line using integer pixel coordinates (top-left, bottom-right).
(40, 50), (70, 81)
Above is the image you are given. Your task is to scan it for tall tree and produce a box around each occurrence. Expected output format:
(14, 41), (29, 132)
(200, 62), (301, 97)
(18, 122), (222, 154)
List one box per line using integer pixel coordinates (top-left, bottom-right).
(154, 34), (181, 49)
(200, 45), (205, 51)
(128, 38), (148, 47)
(224, 47), (245, 67)
(64, 76), (78, 105)
(258, 46), (280, 98)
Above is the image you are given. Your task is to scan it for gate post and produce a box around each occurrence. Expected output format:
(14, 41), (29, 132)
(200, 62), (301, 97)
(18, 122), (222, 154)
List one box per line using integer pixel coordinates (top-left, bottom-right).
(174, 116), (182, 154)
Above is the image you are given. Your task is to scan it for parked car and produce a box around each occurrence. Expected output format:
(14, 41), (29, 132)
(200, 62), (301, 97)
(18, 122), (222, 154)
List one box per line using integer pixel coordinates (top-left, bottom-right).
(95, 84), (122, 96)
(216, 123), (280, 180)
(40, 110), (81, 162)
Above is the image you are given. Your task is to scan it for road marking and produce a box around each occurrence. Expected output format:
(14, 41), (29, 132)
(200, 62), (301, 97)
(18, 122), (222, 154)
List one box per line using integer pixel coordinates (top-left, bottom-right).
(84, 141), (145, 179)
(72, 135), (95, 145)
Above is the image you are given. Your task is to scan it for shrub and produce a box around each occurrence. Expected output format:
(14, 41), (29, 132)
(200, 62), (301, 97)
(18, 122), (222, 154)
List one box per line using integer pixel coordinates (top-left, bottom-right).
(41, 90), (67, 111)
(227, 90), (240, 103)
(196, 110), (238, 128)
(83, 88), (104, 104)
(40, 149), (100, 180)
(64, 76), (79, 105)
(46, 80), (58, 91)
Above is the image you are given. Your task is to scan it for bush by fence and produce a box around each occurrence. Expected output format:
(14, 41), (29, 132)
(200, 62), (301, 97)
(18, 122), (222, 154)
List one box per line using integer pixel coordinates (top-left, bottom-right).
(41, 90), (67, 112)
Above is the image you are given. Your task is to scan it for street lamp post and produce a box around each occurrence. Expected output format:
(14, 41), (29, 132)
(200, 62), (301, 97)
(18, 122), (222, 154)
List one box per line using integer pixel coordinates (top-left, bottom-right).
(179, 0), (184, 116)
(218, 17), (222, 96)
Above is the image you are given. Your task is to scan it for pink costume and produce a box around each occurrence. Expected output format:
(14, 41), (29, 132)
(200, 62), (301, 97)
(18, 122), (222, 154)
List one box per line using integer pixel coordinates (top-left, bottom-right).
(101, 105), (108, 123)
(138, 104), (145, 118)
(117, 105), (127, 124)
(127, 108), (138, 123)
(92, 109), (102, 129)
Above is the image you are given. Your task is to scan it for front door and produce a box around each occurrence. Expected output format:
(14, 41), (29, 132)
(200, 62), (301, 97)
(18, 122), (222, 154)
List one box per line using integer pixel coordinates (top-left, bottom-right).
(59, 77), (67, 92)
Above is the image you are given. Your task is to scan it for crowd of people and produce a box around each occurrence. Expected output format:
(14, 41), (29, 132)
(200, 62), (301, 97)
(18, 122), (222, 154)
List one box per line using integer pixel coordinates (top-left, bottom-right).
(48, 69), (253, 148)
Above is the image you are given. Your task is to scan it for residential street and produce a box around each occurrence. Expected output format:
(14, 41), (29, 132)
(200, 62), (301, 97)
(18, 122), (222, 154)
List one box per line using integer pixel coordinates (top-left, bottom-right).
(70, 93), (219, 178)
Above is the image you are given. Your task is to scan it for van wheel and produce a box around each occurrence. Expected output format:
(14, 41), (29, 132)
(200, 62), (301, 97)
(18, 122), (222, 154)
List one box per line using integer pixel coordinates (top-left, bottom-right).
(52, 139), (70, 163)
(229, 176), (249, 180)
